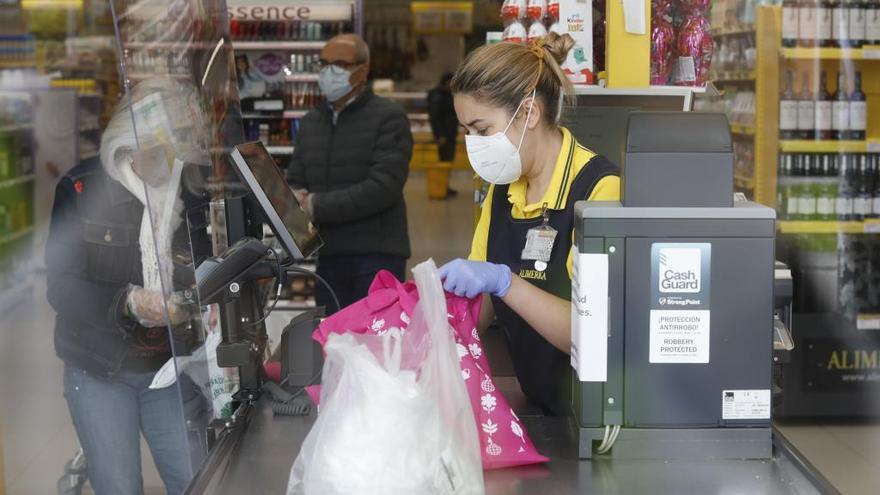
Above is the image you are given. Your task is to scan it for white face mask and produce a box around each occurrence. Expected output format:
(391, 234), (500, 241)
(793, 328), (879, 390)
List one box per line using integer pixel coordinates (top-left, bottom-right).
(465, 90), (535, 185)
(318, 65), (354, 103)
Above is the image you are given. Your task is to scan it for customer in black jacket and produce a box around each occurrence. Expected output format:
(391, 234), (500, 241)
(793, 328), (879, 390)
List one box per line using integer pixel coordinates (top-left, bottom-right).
(288, 34), (413, 312)
(46, 78), (209, 495)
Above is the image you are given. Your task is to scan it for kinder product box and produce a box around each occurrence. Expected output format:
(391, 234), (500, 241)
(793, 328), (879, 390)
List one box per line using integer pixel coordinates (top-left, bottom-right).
(557, 0), (594, 84)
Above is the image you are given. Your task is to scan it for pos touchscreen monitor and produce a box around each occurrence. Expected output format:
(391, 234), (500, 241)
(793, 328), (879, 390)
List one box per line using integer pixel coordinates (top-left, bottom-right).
(229, 142), (323, 260)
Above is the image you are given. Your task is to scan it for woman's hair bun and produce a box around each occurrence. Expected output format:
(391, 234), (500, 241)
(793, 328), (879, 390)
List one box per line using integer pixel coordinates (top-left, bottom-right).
(542, 32), (576, 66)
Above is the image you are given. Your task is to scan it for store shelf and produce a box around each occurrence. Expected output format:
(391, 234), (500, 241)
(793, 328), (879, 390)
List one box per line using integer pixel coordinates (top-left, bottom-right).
(241, 113), (285, 120)
(232, 41), (326, 51)
(0, 226), (35, 247)
(777, 220), (880, 234)
(266, 146), (294, 155)
(712, 24), (755, 37)
(126, 73), (190, 81)
(0, 123), (33, 133)
(779, 140), (879, 153)
(0, 174), (35, 189)
(713, 70), (756, 83)
(283, 110), (309, 119)
(781, 46), (880, 60)
(285, 74), (319, 82)
(730, 124), (756, 136)
(0, 61), (36, 69)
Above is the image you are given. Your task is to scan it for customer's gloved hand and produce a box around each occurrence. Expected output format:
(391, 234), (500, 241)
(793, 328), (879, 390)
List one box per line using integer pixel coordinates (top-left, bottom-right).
(439, 259), (512, 299)
(126, 285), (190, 328)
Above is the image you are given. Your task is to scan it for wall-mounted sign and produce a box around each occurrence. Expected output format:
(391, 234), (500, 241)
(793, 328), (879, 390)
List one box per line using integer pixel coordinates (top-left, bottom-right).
(227, 3), (352, 22)
(411, 2), (473, 34)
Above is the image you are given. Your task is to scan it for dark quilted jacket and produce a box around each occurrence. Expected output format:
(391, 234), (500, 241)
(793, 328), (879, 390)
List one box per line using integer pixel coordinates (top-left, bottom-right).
(286, 89), (412, 259)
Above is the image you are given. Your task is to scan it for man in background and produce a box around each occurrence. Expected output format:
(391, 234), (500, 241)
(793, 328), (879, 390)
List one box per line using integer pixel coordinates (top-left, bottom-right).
(428, 72), (459, 199)
(288, 34), (413, 313)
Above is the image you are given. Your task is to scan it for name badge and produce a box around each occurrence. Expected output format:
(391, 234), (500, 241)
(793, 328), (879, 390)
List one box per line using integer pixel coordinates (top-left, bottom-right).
(522, 203), (557, 263)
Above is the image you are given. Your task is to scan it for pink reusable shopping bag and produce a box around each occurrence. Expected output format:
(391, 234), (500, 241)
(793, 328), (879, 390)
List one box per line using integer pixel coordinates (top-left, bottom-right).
(310, 271), (549, 470)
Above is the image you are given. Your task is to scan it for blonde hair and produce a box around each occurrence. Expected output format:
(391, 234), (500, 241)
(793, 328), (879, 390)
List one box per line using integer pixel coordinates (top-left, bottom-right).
(451, 33), (575, 125)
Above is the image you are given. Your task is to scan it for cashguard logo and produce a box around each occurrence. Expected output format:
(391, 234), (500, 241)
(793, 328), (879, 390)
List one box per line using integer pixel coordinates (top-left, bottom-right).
(658, 247), (701, 293)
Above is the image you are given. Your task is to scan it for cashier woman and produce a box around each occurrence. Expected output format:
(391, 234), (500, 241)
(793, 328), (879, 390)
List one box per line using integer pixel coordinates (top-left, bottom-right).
(440, 33), (620, 415)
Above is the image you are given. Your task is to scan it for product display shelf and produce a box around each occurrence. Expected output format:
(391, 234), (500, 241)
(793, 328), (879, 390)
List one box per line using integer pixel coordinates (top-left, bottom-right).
(777, 220), (880, 234)
(730, 123), (756, 136)
(709, 5), (780, 203)
(781, 46), (880, 61)
(265, 146), (294, 155)
(232, 41), (326, 51)
(0, 225), (34, 247)
(714, 70), (757, 83)
(712, 24), (756, 37)
(285, 74), (319, 82)
(0, 174), (34, 189)
(779, 140), (880, 153)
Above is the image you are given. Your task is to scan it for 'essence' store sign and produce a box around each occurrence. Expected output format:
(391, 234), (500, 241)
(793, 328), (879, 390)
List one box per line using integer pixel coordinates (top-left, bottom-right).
(228, 4), (352, 22)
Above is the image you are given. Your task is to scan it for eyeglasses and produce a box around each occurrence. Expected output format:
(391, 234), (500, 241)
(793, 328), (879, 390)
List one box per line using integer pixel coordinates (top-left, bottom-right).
(317, 59), (364, 71)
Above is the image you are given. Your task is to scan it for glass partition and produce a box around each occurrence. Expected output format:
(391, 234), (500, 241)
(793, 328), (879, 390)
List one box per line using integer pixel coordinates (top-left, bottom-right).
(108, 0), (247, 485)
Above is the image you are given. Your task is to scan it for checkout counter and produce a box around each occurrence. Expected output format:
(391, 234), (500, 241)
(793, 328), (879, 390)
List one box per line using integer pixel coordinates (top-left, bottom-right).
(182, 112), (837, 494)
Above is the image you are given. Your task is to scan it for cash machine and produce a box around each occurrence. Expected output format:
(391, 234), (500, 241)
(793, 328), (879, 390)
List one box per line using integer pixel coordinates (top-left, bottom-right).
(571, 112), (778, 459)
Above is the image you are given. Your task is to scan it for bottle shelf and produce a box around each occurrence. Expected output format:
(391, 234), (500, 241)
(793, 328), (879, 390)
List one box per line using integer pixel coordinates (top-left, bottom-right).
(777, 219), (880, 234)
(730, 124), (756, 136)
(0, 226), (35, 247)
(0, 174), (35, 189)
(782, 46), (880, 60)
(713, 70), (757, 83)
(285, 74), (320, 82)
(712, 24), (756, 37)
(779, 140), (880, 153)
(283, 110), (309, 119)
(232, 41), (326, 51)
(265, 146), (294, 155)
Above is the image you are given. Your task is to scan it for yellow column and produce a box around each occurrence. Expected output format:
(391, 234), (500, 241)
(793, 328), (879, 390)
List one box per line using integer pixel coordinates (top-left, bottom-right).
(605, 0), (651, 88)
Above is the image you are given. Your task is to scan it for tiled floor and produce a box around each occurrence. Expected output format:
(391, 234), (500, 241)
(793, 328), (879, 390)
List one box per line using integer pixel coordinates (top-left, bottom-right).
(3, 169), (880, 495)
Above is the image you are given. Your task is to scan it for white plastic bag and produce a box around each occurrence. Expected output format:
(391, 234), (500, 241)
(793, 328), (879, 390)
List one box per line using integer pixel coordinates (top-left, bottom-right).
(287, 260), (484, 495)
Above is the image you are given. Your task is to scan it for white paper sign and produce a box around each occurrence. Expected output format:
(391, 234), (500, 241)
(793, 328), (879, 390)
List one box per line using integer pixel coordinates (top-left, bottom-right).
(722, 390), (771, 420)
(571, 252), (609, 382)
(621, 0), (647, 35)
(649, 310), (710, 363)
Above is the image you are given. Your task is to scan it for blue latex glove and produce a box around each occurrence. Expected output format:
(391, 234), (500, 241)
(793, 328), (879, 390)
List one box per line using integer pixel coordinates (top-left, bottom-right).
(439, 259), (512, 299)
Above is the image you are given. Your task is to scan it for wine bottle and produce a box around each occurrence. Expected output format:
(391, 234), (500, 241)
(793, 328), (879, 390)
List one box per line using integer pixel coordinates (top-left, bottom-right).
(867, 0), (880, 44)
(833, 0), (851, 46)
(798, 72), (816, 140)
(855, 154), (872, 220)
(850, 0), (867, 47)
(781, 70), (800, 139)
(872, 154), (880, 219)
(801, 154), (819, 220)
(850, 70), (867, 140)
(816, 71), (834, 140)
(832, 71), (851, 140)
(838, 154), (855, 220)
(783, 0), (801, 47)
(819, 0), (835, 46)
(779, 153), (792, 219)
(800, 0), (819, 47)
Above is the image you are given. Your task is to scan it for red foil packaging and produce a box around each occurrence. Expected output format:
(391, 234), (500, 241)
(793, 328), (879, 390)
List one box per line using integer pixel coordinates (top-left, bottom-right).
(674, 0), (714, 87)
(650, 0), (675, 85)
